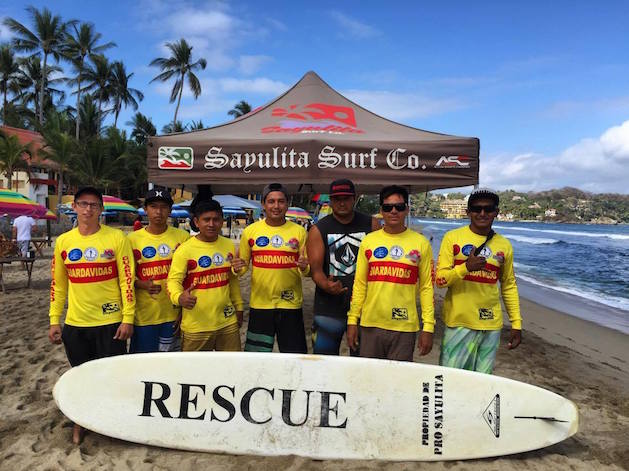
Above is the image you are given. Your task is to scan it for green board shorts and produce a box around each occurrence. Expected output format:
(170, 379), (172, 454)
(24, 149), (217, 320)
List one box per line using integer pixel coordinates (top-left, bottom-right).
(439, 326), (501, 374)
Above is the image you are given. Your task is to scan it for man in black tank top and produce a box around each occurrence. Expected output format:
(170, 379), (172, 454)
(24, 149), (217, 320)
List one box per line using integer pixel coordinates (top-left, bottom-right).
(307, 179), (380, 355)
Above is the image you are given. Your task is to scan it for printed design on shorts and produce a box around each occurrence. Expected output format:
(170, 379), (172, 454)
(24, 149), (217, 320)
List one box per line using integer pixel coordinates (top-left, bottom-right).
(142, 246), (157, 259)
(373, 246), (388, 259)
(270, 235), (284, 248)
(198, 255), (212, 268)
(327, 232), (366, 277)
(493, 251), (505, 263)
(390, 245), (404, 260)
(223, 305), (235, 318)
(212, 252), (224, 266)
(256, 236), (269, 247)
(391, 307), (409, 320)
(68, 248), (82, 262)
(280, 290), (295, 301)
(101, 248), (115, 260)
(84, 247), (98, 261)
(157, 243), (171, 257)
(102, 302), (121, 314)
(479, 308), (494, 320)
(285, 237), (300, 250)
(405, 249), (420, 263)
(461, 244), (475, 256)
(483, 394), (500, 438)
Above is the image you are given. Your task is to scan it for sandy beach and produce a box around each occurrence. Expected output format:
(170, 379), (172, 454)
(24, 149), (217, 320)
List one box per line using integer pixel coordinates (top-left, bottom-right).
(1, 243), (628, 470)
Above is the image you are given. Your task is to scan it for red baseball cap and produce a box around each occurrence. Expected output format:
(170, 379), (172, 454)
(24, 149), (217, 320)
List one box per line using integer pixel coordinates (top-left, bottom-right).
(329, 179), (356, 197)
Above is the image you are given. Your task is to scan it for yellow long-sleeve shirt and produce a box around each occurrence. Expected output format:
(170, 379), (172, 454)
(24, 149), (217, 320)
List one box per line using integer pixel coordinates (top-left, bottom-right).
(167, 236), (243, 333)
(347, 228), (435, 333)
(127, 226), (190, 326)
(435, 225), (522, 330)
(49, 225), (135, 327)
(239, 219), (308, 309)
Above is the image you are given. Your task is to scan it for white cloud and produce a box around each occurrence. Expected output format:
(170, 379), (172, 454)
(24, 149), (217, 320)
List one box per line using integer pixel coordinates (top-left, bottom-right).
(329, 11), (380, 39)
(238, 55), (272, 75)
(481, 120), (629, 194)
(218, 77), (286, 95)
(0, 18), (12, 41)
(343, 89), (465, 121)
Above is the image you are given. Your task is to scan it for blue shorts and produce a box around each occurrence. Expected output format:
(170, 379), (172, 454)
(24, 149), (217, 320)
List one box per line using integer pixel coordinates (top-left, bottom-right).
(130, 321), (180, 353)
(312, 314), (359, 356)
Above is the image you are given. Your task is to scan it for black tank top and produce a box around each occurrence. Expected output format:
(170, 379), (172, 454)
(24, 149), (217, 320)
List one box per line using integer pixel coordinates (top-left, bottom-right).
(314, 211), (373, 318)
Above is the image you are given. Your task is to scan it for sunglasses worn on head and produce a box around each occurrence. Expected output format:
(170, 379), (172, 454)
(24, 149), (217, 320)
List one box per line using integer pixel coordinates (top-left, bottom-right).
(469, 204), (497, 213)
(381, 203), (407, 212)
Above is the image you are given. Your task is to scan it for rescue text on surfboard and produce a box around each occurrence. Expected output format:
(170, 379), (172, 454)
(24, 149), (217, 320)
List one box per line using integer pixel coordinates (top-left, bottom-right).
(139, 381), (348, 428)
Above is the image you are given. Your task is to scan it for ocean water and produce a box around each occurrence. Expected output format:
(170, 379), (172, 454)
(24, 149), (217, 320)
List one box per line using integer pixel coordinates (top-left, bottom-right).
(412, 218), (629, 332)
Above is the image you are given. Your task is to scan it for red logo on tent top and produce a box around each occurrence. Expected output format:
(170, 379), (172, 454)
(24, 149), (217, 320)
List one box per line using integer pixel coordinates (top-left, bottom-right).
(261, 103), (364, 134)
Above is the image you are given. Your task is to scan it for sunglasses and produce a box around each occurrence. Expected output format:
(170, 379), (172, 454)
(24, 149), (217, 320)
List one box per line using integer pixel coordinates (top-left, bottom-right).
(469, 204), (497, 213)
(75, 201), (102, 209)
(381, 203), (407, 212)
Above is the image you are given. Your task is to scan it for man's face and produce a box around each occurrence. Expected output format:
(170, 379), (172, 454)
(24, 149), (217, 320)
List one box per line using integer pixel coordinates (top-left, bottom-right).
(72, 194), (102, 225)
(145, 200), (171, 226)
(467, 197), (498, 231)
(380, 193), (408, 229)
(330, 195), (355, 218)
(263, 191), (288, 220)
(194, 210), (223, 240)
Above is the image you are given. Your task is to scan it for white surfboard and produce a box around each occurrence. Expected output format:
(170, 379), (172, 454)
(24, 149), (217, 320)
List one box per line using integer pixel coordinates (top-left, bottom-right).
(53, 352), (578, 461)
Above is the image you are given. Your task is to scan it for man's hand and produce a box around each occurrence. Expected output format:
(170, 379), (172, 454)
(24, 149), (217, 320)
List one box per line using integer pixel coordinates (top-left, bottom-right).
(48, 324), (62, 344)
(347, 324), (359, 351)
(418, 331), (433, 356)
(113, 322), (133, 340)
(178, 287), (197, 309)
(231, 246), (247, 272)
(324, 274), (348, 295)
(508, 329), (521, 349)
(136, 278), (161, 295)
(236, 310), (243, 328)
(465, 248), (487, 272)
(297, 247), (308, 271)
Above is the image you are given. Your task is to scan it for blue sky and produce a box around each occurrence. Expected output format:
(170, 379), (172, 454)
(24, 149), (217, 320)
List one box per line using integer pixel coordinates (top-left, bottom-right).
(2, 1), (629, 193)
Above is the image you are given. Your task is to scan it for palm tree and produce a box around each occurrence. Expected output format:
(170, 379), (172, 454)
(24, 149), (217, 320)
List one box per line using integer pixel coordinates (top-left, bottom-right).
(109, 61), (143, 129)
(161, 120), (186, 134)
(0, 130), (32, 190)
(14, 56), (65, 125)
(126, 112), (156, 145)
(3, 7), (72, 124)
(81, 54), (112, 134)
(149, 39), (207, 127)
(39, 112), (77, 214)
(188, 119), (204, 130)
(228, 100), (252, 119)
(78, 94), (100, 139)
(0, 45), (21, 124)
(63, 22), (116, 139)
(74, 137), (114, 190)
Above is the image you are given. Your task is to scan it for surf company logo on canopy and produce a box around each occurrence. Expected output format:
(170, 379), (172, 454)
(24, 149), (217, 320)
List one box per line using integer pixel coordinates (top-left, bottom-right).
(262, 103), (364, 135)
(158, 147), (194, 170)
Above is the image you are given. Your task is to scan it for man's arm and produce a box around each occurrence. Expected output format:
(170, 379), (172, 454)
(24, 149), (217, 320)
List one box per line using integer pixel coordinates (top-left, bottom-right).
(306, 226), (346, 294)
(229, 272), (244, 327)
(49, 239), (67, 344)
(346, 242), (368, 349)
(417, 241), (435, 355)
(500, 246), (522, 349)
(435, 232), (469, 288)
(114, 236), (135, 340)
(231, 229), (251, 275)
(166, 247), (187, 306)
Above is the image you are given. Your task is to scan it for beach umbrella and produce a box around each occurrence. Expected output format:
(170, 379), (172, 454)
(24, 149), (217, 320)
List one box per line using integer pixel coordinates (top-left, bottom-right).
(0, 188), (57, 220)
(312, 193), (330, 203)
(286, 206), (312, 220)
(102, 195), (137, 212)
(138, 207), (190, 218)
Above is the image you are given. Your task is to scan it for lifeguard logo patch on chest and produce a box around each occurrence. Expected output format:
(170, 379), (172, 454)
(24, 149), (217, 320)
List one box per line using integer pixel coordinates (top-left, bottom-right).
(392, 307), (408, 320)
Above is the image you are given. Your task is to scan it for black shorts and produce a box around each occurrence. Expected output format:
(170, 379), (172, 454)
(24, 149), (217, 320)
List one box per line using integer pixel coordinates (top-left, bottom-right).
(61, 323), (127, 367)
(244, 308), (307, 353)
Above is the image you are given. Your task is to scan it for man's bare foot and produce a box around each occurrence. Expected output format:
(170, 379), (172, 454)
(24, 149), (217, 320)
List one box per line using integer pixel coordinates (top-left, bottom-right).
(72, 424), (83, 445)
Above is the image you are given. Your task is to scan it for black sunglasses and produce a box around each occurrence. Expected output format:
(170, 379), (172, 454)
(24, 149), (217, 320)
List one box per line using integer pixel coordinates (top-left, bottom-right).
(381, 203), (407, 212)
(469, 204), (497, 213)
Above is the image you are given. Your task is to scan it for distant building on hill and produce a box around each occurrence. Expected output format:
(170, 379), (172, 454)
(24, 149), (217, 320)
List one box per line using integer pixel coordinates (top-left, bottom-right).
(440, 199), (467, 219)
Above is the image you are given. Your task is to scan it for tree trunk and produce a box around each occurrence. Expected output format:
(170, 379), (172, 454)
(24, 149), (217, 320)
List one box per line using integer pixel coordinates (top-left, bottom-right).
(97, 88), (103, 134)
(56, 169), (63, 216)
(40, 53), (47, 124)
(173, 72), (185, 128)
(113, 105), (120, 129)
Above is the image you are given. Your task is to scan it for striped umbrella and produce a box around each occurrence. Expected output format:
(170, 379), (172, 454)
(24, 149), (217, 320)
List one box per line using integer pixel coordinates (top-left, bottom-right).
(0, 188), (56, 220)
(103, 195), (137, 212)
(286, 206), (312, 220)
